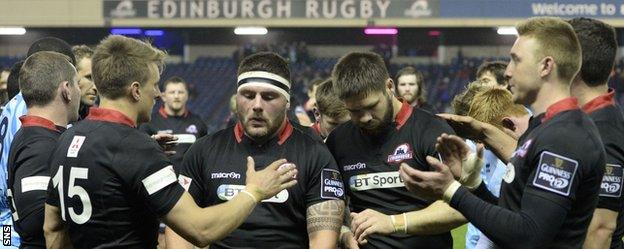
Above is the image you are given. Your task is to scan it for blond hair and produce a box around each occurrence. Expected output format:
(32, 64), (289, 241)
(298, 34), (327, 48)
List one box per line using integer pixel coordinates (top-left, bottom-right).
(516, 17), (581, 84)
(451, 81), (488, 116)
(468, 88), (528, 130)
(92, 35), (166, 99)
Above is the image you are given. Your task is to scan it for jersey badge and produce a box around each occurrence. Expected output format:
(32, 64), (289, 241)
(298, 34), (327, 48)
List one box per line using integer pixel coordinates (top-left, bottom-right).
(532, 151), (578, 196)
(186, 125), (198, 134)
(503, 162), (515, 183)
(67, 135), (86, 158)
(321, 169), (344, 199)
(600, 164), (623, 198)
(387, 143), (413, 163)
(178, 174), (192, 191)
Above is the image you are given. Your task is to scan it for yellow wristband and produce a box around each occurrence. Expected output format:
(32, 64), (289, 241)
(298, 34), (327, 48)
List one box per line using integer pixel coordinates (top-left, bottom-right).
(443, 181), (462, 203)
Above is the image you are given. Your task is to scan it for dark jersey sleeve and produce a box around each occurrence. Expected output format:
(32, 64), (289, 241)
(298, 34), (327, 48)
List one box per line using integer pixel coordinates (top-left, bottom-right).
(596, 146), (624, 211)
(196, 118), (208, 138)
(450, 186), (568, 249)
(304, 144), (345, 208)
(116, 133), (185, 217)
(12, 137), (56, 225)
(46, 153), (62, 208)
(176, 138), (207, 206)
(139, 122), (155, 135)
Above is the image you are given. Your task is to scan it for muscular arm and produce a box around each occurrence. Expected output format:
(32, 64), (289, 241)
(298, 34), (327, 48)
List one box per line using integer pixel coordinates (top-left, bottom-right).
(307, 200), (345, 249)
(43, 204), (72, 249)
(583, 208), (618, 249)
(163, 191), (258, 248)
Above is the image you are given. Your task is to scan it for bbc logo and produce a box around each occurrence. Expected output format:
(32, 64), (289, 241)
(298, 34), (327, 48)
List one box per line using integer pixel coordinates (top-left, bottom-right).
(2, 225), (10, 246)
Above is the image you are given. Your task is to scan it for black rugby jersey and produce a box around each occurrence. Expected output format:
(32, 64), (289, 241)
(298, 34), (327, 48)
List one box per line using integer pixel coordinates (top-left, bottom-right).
(325, 101), (455, 249)
(178, 119), (344, 249)
(450, 98), (605, 249)
(140, 107), (208, 169)
(46, 107), (185, 249)
(7, 116), (64, 248)
(582, 90), (624, 249)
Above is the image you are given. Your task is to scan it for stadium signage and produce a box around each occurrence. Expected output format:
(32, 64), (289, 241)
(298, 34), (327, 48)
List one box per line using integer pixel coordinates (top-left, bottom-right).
(103, 0), (438, 19)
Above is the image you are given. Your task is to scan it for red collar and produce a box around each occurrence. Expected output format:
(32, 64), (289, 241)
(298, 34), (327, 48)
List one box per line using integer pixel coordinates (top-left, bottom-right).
(311, 122), (322, 136)
(159, 106), (189, 118)
(542, 97), (579, 122)
(19, 115), (59, 132)
(395, 100), (413, 130)
(86, 107), (137, 128)
(582, 89), (615, 114)
(234, 118), (293, 145)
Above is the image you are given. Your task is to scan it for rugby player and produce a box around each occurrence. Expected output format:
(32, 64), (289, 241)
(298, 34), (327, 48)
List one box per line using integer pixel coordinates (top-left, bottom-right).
(7, 51), (81, 249)
(400, 17), (605, 248)
(327, 52), (465, 248)
(43, 36), (298, 249)
(167, 52), (345, 249)
(395, 66), (435, 113)
(311, 79), (350, 140)
(71, 45), (98, 119)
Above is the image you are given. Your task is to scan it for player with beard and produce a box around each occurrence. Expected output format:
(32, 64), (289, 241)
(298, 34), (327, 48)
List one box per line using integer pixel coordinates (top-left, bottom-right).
(167, 52), (345, 249)
(43, 36), (298, 249)
(395, 66), (435, 113)
(400, 17), (605, 248)
(72, 45), (98, 120)
(140, 76), (207, 169)
(326, 52), (465, 249)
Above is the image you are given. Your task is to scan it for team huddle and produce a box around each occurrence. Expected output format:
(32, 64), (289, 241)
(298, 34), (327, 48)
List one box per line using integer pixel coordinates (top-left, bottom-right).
(0, 16), (622, 249)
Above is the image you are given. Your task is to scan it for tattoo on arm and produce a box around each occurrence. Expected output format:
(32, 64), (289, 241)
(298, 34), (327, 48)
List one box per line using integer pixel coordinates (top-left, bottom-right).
(307, 200), (345, 234)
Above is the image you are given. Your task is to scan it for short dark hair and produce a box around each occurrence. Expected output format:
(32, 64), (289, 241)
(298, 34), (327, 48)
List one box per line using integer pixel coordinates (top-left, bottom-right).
(27, 37), (76, 66)
(92, 35), (166, 99)
(7, 60), (24, 100)
(237, 52), (290, 80)
(316, 79), (348, 119)
(19, 51), (76, 108)
(162, 76), (188, 91)
(476, 61), (508, 86)
(395, 66), (427, 104)
(332, 52), (389, 100)
(567, 17), (617, 86)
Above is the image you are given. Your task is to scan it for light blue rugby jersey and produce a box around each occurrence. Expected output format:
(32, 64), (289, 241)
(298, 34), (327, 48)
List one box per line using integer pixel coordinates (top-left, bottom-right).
(0, 93), (27, 248)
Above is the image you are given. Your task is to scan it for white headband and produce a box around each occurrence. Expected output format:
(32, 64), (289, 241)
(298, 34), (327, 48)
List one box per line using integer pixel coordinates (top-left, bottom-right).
(237, 71), (291, 100)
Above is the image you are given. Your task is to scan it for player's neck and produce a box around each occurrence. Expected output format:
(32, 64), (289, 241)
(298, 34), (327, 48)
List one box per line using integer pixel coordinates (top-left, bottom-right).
(531, 80), (571, 116)
(570, 78), (609, 106)
(391, 96), (403, 120)
(27, 104), (69, 127)
(164, 105), (186, 116)
(98, 98), (140, 125)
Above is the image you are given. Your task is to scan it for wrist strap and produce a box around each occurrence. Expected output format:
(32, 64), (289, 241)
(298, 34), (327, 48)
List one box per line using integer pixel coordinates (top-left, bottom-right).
(443, 181), (462, 203)
(391, 213), (407, 234)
